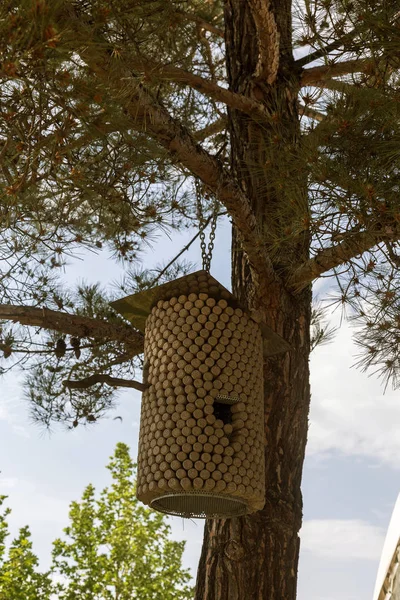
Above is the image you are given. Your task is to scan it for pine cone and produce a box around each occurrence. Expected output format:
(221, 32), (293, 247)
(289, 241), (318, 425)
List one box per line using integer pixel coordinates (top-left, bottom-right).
(70, 337), (81, 359)
(55, 338), (67, 358)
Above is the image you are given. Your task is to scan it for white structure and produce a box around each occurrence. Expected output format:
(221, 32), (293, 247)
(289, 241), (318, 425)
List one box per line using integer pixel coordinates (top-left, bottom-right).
(373, 493), (400, 600)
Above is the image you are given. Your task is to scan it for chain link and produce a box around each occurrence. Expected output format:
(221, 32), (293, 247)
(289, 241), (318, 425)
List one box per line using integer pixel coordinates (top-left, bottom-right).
(195, 179), (219, 272)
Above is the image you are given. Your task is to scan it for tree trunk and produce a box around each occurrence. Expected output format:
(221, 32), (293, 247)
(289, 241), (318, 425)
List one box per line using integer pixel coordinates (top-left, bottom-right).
(195, 1), (311, 598)
(195, 286), (310, 599)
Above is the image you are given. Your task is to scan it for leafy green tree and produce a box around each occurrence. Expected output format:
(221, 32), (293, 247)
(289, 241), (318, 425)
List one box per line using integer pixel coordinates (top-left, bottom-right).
(0, 497), (53, 600)
(52, 443), (192, 600)
(0, 446), (192, 600)
(1, 0), (400, 597)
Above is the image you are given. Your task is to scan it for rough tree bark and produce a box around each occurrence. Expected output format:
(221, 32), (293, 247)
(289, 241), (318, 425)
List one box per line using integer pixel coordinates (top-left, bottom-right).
(196, 2), (311, 599)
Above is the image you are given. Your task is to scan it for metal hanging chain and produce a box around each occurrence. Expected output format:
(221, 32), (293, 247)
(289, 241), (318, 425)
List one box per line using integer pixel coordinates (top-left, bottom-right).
(195, 179), (219, 272)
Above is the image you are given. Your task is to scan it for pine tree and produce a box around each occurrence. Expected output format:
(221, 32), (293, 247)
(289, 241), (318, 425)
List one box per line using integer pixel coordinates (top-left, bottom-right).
(1, 0), (400, 597)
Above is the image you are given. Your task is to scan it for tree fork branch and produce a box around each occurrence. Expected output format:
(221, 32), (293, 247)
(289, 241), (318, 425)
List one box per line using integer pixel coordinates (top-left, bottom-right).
(301, 58), (373, 85)
(289, 227), (400, 291)
(126, 88), (277, 300)
(63, 374), (147, 391)
(0, 304), (144, 355)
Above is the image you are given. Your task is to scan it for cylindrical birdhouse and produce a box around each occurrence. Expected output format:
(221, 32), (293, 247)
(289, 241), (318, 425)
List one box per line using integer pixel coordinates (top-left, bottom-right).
(111, 271), (289, 518)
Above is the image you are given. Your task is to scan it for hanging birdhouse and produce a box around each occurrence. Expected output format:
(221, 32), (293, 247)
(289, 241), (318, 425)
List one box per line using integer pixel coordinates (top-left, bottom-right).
(111, 271), (289, 519)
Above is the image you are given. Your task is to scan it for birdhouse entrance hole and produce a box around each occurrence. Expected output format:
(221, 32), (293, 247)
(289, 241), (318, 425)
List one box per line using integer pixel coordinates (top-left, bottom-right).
(213, 396), (239, 426)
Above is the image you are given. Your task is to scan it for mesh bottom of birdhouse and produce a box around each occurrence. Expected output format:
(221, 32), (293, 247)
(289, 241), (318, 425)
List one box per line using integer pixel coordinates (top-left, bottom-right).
(151, 492), (248, 519)
(136, 289), (266, 516)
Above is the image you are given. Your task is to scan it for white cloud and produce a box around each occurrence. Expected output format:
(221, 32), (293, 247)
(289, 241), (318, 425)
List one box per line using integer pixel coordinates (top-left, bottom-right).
(301, 519), (385, 561)
(0, 477), (18, 489)
(12, 425), (30, 438)
(4, 479), (69, 526)
(308, 322), (400, 467)
(0, 378), (24, 424)
(0, 397), (14, 422)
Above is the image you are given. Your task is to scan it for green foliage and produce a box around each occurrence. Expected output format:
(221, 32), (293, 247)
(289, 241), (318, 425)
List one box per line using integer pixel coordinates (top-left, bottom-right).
(0, 497), (53, 600)
(52, 443), (193, 600)
(0, 446), (193, 599)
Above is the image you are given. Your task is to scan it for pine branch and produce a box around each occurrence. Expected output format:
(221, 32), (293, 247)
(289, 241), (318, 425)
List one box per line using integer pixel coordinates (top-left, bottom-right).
(308, 78), (365, 95)
(173, 10), (224, 38)
(63, 374), (147, 391)
(289, 226), (400, 291)
(129, 59), (269, 120)
(295, 24), (368, 68)
(0, 304), (144, 354)
(193, 117), (227, 141)
(297, 5), (400, 68)
(132, 87), (276, 295)
(71, 37), (278, 303)
(61, 4), (265, 120)
(301, 58), (373, 86)
(298, 104), (325, 122)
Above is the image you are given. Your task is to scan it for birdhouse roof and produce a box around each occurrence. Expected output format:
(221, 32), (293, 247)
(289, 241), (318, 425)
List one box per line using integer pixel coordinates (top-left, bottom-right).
(110, 270), (289, 356)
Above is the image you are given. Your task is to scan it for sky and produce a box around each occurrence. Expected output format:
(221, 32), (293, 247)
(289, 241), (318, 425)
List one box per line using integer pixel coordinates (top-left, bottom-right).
(0, 219), (399, 600)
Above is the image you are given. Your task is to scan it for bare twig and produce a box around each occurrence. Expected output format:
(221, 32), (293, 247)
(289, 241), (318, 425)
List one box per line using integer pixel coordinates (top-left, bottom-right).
(296, 28), (365, 68)
(384, 241), (400, 267)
